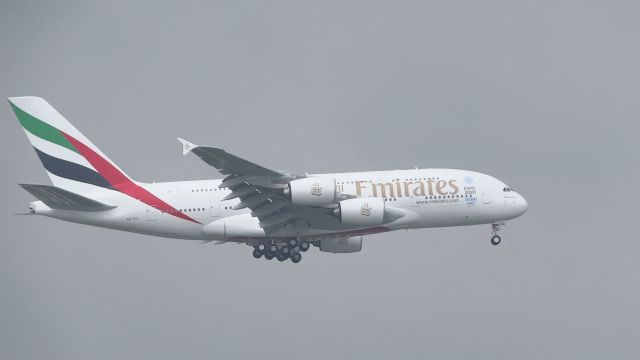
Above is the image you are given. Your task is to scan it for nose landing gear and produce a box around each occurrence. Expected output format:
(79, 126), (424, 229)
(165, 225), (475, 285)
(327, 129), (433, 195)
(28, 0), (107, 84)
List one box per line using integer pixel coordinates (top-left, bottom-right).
(490, 222), (505, 245)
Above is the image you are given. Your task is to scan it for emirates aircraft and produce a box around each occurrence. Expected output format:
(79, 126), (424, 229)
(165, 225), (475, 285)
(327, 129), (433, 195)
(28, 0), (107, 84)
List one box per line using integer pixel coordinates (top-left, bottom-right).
(10, 96), (528, 263)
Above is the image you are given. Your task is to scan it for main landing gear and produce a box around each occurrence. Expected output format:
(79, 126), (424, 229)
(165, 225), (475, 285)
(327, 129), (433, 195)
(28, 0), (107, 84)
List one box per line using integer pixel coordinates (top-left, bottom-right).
(251, 238), (310, 263)
(490, 222), (504, 245)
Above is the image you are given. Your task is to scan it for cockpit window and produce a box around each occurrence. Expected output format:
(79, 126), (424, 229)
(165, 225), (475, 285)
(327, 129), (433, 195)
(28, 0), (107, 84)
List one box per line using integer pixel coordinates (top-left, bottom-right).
(503, 187), (515, 192)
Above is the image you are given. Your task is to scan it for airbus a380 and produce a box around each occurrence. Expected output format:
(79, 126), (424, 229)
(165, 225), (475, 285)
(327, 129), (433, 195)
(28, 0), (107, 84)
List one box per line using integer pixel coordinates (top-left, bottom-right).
(9, 96), (528, 263)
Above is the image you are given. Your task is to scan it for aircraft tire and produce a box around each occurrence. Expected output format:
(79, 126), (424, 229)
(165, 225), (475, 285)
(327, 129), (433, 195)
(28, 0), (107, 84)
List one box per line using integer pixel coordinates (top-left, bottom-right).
(491, 235), (501, 245)
(291, 253), (302, 263)
(264, 252), (275, 260)
(300, 241), (310, 252)
(252, 249), (263, 259)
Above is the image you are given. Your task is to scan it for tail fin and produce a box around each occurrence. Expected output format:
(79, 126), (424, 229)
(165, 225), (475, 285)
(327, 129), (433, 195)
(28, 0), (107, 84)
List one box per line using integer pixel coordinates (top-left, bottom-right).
(9, 96), (133, 193)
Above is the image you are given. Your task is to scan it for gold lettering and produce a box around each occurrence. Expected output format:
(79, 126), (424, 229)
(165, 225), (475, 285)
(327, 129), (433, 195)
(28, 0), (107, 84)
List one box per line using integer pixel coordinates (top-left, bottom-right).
(426, 178), (435, 196)
(371, 182), (395, 198)
(396, 181), (403, 197)
(355, 181), (368, 196)
(448, 179), (459, 194)
(403, 181), (413, 197)
(436, 180), (447, 195)
(412, 181), (426, 196)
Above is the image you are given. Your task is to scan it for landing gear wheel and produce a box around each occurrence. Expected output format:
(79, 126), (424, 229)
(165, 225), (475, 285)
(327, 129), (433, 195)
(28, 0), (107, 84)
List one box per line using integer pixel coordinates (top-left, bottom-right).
(252, 249), (263, 259)
(264, 252), (274, 260)
(269, 244), (278, 253)
(291, 252), (302, 263)
(299, 241), (310, 252)
(491, 235), (501, 245)
(277, 253), (288, 262)
(279, 246), (290, 256)
(256, 243), (266, 252)
(288, 238), (298, 247)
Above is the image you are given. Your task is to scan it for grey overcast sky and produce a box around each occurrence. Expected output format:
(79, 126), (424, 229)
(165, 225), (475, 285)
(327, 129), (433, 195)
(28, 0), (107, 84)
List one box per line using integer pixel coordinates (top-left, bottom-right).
(1, 1), (638, 359)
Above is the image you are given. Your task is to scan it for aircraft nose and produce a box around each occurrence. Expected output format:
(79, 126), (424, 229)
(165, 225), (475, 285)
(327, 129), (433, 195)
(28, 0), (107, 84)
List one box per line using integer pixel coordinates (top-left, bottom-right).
(517, 194), (528, 215)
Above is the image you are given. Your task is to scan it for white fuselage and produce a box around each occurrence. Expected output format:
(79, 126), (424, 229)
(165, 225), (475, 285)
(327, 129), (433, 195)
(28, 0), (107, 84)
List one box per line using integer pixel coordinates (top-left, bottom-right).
(29, 169), (528, 242)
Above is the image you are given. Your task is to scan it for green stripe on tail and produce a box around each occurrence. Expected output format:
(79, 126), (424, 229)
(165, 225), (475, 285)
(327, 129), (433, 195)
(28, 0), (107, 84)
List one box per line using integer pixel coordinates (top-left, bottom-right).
(10, 102), (78, 154)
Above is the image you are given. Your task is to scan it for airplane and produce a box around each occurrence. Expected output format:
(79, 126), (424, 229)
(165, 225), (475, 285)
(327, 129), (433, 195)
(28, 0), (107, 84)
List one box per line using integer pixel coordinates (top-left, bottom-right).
(9, 96), (528, 263)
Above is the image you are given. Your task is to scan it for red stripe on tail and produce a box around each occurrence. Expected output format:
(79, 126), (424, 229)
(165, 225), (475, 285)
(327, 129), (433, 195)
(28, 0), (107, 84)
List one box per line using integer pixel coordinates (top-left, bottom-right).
(62, 132), (200, 224)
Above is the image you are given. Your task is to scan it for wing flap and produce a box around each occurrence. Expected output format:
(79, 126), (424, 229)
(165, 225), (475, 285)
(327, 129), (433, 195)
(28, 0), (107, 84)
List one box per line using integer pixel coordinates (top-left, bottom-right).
(252, 201), (287, 218)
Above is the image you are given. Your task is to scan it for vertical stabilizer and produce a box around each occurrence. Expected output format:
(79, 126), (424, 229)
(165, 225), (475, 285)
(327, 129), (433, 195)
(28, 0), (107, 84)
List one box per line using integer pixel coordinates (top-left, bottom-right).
(9, 96), (133, 193)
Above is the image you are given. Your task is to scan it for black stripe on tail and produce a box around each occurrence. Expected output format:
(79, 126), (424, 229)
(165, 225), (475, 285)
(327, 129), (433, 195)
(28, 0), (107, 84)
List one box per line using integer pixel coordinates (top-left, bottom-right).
(32, 147), (114, 190)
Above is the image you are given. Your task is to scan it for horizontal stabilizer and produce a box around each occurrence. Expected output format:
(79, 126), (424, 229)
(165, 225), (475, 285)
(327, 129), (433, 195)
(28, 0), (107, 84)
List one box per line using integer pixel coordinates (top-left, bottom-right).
(19, 184), (117, 212)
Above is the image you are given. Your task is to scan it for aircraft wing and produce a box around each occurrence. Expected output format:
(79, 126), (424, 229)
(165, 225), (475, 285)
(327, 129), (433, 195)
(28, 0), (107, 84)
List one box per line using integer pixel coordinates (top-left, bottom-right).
(178, 138), (283, 177)
(178, 138), (334, 234)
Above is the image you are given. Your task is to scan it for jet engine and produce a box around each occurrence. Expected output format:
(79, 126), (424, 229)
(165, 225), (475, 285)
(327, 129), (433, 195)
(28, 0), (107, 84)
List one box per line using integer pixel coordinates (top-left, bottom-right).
(286, 177), (336, 206)
(336, 197), (386, 226)
(319, 236), (362, 253)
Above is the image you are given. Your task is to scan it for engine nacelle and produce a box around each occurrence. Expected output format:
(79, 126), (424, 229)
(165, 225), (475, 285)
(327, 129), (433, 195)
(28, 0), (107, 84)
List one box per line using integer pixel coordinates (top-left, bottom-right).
(287, 177), (336, 206)
(319, 236), (362, 253)
(337, 197), (385, 226)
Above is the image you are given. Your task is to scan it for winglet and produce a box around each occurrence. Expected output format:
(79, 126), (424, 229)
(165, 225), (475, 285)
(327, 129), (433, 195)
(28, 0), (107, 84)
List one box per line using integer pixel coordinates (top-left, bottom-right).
(177, 138), (198, 155)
